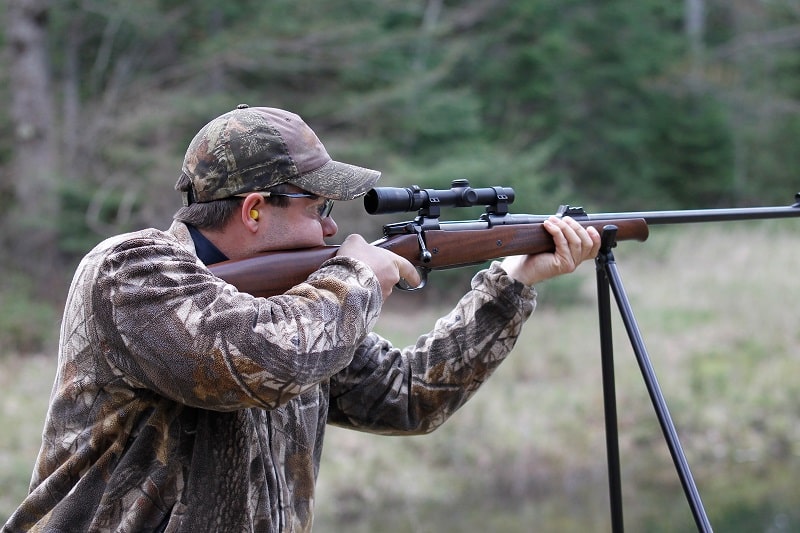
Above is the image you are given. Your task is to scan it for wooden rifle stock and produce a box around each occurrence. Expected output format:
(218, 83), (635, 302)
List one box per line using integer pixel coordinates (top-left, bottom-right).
(209, 218), (649, 298)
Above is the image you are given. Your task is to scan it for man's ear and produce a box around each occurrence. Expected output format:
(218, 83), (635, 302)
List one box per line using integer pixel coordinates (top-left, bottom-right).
(239, 193), (264, 233)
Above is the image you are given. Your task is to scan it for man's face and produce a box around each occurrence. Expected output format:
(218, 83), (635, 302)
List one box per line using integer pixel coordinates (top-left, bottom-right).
(258, 192), (339, 252)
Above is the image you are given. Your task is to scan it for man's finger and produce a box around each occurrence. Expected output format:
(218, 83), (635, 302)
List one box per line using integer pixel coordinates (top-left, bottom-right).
(396, 257), (422, 288)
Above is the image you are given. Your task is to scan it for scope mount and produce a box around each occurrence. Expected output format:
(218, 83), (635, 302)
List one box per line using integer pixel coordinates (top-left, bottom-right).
(371, 180), (515, 272)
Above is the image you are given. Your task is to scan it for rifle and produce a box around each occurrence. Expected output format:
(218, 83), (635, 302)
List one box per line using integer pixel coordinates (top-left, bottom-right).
(209, 180), (800, 298)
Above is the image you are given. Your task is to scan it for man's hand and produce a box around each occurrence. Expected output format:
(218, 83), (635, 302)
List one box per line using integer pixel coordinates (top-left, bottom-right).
(337, 234), (421, 300)
(501, 216), (601, 286)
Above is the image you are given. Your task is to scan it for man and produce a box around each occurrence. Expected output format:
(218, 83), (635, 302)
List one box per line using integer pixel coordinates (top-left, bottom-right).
(3, 104), (600, 532)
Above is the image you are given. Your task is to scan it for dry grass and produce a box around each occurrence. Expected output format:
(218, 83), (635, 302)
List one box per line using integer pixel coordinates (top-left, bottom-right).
(2, 220), (799, 531)
(0, 355), (53, 521)
(316, 220), (800, 532)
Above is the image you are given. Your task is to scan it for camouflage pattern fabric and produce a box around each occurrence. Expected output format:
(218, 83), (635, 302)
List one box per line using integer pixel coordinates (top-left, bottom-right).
(2, 221), (535, 532)
(180, 106), (381, 204)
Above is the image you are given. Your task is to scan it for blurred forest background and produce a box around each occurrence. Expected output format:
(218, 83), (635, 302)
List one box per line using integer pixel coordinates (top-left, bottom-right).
(1, 0), (799, 531)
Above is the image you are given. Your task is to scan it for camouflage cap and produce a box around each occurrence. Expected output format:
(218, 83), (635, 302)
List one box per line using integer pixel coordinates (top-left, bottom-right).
(178, 104), (381, 205)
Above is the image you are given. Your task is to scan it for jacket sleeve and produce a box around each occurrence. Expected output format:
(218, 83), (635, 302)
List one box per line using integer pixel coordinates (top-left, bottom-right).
(94, 234), (383, 411)
(327, 261), (536, 435)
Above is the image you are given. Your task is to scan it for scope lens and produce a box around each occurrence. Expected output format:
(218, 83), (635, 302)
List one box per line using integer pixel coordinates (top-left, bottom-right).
(364, 187), (416, 214)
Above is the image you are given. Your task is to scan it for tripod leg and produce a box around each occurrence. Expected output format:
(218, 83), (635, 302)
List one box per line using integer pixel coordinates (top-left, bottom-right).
(596, 227), (625, 533)
(600, 226), (713, 532)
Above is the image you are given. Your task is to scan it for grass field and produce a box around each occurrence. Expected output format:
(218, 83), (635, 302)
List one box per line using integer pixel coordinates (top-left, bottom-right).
(2, 220), (798, 531)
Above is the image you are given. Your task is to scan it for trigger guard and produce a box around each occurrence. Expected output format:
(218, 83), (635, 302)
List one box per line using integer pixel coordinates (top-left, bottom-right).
(396, 267), (429, 292)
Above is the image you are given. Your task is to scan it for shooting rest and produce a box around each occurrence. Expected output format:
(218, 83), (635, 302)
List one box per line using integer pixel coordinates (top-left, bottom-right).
(589, 193), (800, 532)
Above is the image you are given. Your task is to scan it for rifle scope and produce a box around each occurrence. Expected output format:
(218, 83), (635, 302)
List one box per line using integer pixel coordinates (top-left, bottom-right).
(364, 179), (515, 215)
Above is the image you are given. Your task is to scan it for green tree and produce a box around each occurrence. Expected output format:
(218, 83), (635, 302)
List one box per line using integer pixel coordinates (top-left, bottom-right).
(3, 0), (800, 297)
(449, 0), (737, 209)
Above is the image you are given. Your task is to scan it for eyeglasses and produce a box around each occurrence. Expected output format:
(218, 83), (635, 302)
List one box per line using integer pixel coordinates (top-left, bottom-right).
(237, 191), (334, 218)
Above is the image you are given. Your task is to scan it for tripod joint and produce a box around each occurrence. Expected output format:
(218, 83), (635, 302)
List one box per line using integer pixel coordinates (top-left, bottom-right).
(596, 225), (620, 269)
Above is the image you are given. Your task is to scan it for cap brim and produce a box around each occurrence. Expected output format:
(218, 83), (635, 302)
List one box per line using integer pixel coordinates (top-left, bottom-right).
(289, 160), (381, 201)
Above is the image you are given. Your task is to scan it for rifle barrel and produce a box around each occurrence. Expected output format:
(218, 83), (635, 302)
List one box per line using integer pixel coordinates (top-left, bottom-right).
(590, 204), (800, 225)
(462, 202), (800, 228)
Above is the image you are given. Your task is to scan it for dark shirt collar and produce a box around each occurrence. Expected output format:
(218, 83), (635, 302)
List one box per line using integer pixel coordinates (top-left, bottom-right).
(187, 224), (229, 266)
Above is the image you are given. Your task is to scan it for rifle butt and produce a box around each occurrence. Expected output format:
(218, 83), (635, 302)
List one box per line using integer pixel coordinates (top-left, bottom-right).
(210, 246), (339, 298)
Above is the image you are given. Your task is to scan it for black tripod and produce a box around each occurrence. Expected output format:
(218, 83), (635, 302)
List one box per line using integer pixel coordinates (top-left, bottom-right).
(596, 226), (712, 532)
(590, 195), (800, 533)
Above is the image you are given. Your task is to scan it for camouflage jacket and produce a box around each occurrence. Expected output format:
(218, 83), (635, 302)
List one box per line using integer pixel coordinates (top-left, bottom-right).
(3, 221), (535, 532)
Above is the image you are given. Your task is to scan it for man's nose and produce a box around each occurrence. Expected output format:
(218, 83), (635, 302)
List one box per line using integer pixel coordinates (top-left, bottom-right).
(322, 216), (338, 238)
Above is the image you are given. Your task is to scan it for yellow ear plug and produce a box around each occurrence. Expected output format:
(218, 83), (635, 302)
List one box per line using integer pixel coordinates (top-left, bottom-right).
(250, 209), (259, 220)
